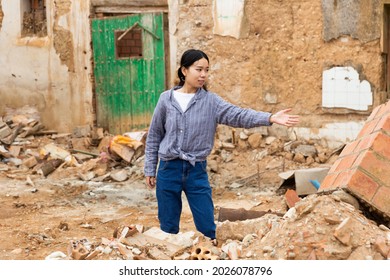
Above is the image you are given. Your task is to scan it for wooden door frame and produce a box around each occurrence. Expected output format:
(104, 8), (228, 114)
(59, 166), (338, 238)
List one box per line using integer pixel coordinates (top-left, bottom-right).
(90, 4), (170, 130)
(383, 4), (390, 97)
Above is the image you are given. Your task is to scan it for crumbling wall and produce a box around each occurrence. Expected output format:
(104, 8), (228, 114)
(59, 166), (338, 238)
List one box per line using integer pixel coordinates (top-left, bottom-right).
(171, 0), (384, 147)
(0, 0), (93, 133)
(322, 0), (381, 43)
(53, 0), (74, 72)
(0, 1), (3, 30)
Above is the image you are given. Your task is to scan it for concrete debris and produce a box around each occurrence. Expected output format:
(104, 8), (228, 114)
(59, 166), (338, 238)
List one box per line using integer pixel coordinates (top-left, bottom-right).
(3, 105), (390, 261)
(110, 169), (128, 182)
(45, 251), (68, 260)
(113, 225), (138, 239)
(34, 188), (390, 261)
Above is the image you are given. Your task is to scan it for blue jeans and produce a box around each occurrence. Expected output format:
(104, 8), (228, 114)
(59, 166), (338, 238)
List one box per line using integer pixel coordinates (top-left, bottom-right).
(156, 159), (216, 239)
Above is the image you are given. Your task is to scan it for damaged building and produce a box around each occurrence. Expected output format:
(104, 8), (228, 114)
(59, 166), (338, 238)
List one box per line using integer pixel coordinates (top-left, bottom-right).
(0, 0), (389, 261)
(0, 0), (388, 145)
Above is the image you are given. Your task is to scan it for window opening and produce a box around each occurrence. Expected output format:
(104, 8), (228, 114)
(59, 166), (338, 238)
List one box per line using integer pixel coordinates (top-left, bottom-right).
(22, 0), (47, 37)
(115, 27), (143, 59)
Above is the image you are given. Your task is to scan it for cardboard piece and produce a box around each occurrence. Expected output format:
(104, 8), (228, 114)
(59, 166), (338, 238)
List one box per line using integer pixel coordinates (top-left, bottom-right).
(278, 167), (330, 195)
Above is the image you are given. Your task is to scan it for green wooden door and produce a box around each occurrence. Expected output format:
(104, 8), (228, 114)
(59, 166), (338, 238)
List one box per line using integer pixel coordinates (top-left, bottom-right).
(91, 13), (165, 134)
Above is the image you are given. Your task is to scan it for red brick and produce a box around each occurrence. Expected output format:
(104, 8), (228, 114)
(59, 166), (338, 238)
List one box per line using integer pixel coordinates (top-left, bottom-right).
(329, 158), (342, 173)
(370, 132), (390, 160)
(371, 186), (390, 215)
(336, 154), (359, 171)
(285, 189), (301, 208)
(355, 132), (378, 152)
(367, 104), (382, 121)
(339, 140), (360, 157)
(359, 151), (390, 187)
(347, 168), (379, 202)
(333, 170), (354, 188)
(376, 103), (390, 119)
(357, 118), (381, 139)
(374, 114), (390, 133)
(319, 172), (338, 190)
(352, 151), (366, 168)
(122, 46), (131, 53)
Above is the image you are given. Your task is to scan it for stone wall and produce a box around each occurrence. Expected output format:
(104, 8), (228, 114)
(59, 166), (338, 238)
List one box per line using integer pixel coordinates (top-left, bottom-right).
(171, 0), (385, 147)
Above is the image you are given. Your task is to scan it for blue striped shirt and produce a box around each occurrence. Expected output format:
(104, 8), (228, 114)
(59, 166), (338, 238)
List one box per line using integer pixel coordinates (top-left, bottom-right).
(144, 86), (272, 177)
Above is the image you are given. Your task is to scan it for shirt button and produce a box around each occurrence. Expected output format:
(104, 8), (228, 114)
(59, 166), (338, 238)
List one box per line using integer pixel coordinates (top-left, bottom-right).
(180, 130), (183, 133)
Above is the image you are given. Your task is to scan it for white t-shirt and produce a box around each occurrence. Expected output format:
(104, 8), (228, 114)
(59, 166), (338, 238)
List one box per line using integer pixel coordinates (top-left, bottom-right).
(173, 90), (195, 112)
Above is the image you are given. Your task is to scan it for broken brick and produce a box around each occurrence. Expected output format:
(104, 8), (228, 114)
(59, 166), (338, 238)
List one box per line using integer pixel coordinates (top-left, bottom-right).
(285, 189), (301, 208)
(23, 156), (38, 169)
(333, 217), (353, 246)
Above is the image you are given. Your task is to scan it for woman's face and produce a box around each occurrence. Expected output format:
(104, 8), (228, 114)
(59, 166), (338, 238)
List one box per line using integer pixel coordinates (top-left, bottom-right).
(182, 58), (209, 90)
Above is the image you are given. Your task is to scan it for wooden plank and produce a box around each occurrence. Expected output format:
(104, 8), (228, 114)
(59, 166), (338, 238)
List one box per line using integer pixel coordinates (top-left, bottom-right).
(95, 7), (168, 14)
(91, 0), (167, 7)
(91, 13), (165, 134)
(92, 19), (109, 130)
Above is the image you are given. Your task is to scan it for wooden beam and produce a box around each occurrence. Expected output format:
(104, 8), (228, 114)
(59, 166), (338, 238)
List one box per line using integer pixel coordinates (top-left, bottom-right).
(95, 6), (168, 14)
(91, 0), (167, 7)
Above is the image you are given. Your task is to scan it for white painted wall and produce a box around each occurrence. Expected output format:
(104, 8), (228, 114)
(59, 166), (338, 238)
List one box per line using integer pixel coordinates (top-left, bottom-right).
(294, 121), (364, 149)
(0, 0), (93, 132)
(322, 66), (373, 111)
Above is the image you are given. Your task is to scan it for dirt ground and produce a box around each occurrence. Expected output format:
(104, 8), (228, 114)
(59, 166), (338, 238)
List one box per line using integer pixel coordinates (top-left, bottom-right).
(1, 111), (389, 260)
(0, 148), (287, 260)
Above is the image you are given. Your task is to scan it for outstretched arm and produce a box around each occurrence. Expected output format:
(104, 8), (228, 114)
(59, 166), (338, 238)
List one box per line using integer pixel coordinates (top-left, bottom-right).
(270, 108), (299, 127)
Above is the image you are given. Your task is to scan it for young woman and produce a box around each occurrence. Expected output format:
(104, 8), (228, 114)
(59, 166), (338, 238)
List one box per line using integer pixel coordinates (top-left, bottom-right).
(144, 49), (299, 241)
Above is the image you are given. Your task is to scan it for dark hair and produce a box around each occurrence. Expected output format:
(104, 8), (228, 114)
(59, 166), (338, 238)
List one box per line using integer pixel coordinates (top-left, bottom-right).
(177, 49), (209, 89)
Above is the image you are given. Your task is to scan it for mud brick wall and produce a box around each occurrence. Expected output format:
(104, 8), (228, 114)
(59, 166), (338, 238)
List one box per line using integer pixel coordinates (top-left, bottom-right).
(319, 100), (390, 218)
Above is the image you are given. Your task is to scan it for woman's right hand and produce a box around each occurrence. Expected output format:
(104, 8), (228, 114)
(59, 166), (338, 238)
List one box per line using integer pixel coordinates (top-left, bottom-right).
(146, 176), (156, 189)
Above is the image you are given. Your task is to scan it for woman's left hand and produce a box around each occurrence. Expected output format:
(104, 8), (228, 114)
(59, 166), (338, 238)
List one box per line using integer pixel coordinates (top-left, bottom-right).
(270, 108), (299, 127)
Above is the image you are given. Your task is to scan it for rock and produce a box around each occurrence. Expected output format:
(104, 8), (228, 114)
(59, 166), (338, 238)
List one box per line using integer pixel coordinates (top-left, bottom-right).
(248, 133), (262, 149)
(374, 235), (390, 258)
(143, 227), (195, 248)
(110, 169), (128, 182)
(334, 217), (353, 246)
(73, 125), (91, 138)
(10, 248), (23, 255)
(265, 136), (277, 145)
(221, 241), (241, 260)
(294, 144), (317, 157)
(208, 159), (219, 173)
(242, 234), (256, 247)
(45, 251), (67, 260)
(266, 158), (283, 170)
(293, 153), (306, 163)
(332, 190), (360, 209)
(239, 131), (248, 140)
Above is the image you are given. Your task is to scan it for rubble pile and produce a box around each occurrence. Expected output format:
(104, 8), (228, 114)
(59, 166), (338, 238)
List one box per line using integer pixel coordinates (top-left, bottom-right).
(43, 190), (390, 261)
(219, 193), (390, 260)
(0, 106), (146, 184)
(1, 106), (389, 260)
